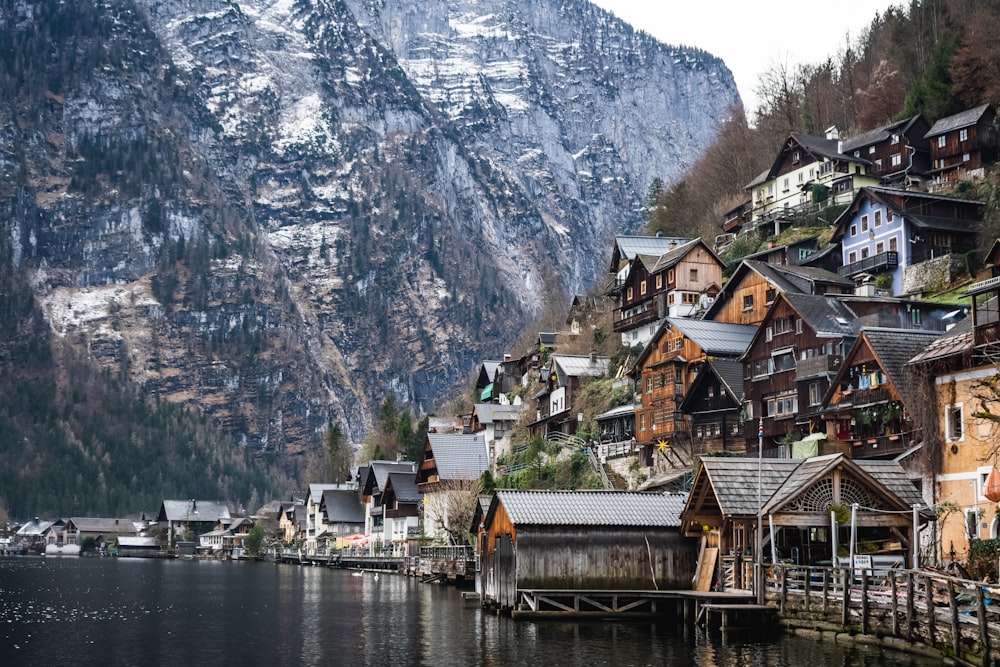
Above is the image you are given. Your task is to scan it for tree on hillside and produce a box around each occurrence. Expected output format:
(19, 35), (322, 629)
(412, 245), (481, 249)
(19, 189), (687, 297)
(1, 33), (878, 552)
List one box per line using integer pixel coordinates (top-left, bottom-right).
(900, 31), (963, 120)
(326, 422), (353, 483)
(950, 7), (1000, 108)
(643, 180), (692, 238)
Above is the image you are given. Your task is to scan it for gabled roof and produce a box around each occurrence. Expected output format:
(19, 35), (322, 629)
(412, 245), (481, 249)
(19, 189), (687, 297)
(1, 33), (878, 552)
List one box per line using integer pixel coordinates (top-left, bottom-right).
(703, 259), (849, 321)
(538, 332), (558, 347)
(489, 490), (688, 528)
(907, 315), (974, 364)
(679, 358), (744, 413)
(610, 235), (694, 272)
(384, 472), (421, 504)
(924, 104), (992, 138)
(595, 404), (635, 421)
(473, 403), (526, 424)
(158, 500), (231, 523)
(362, 461), (416, 496)
(842, 328), (941, 408)
(552, 354), (608, 380)
(646, 238), (724, 274)
(841, 115), (924, 153)
(321, 488), (365, 523)
(67, 518), (134, 534)
(783, 293), (857, 338)
(477, 361), (501, 387)
(308, 483), (349, 505)
(832, 186), (984, 240)
(424, 434), (489, 482)
(664, 317), (756, 357)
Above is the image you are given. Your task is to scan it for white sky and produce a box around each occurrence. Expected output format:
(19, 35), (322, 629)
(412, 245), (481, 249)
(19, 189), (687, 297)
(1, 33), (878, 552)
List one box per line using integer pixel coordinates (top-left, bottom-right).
(589, 1), (903, 114)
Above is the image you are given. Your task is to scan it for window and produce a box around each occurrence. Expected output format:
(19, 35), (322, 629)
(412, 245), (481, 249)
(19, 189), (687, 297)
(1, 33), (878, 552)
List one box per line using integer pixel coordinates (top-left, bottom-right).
(911, 308), (922, 326)
(938, 135), (947, 148)
(795, 318), (803, 334)
(640, 281), (647, 296)
(707, 386), (715, 399)
(655, 275), (662, 289)
(667, 293), (674, 305)
(808, 382), (822, 406)
(753, 358), (772, 377)
(743, 294), (754, 311)
(874, 159), (882, 170)
(889, 237), (897, 252)
(668, 269), (675, 283)
(674, 338), (683, 351)
(689, 268), (698, 282)
(850, 224), (858, 237)
(792, 150), (801, 163)
(626, 287), (633, 300)
(765, 327), (773, 342)
(891, 134), (900, 145)
(772, 350), (796, 372)
(861, 248), (869, 259)
(861, 215), (869, 232)
(712, 423), (721, 436)
(765, 288), (777, 305)
(874, 210), (882, 227)
(682, 292), (698, 304)
(773, 316), (794, 335)
(891, 153), (902, 167)
(887, 211), (893, 222)
(848, 251), (857, 263)
(766, 392), (798, 418)
(946, 404), (964, 442)
(783, 177), (789, 191)
(960, 128), (969, 142)
(646, 376), (653, 394)
(963, 153), (971, 162)
(639, 413), (646, 432)
(876, 241), (884, 254)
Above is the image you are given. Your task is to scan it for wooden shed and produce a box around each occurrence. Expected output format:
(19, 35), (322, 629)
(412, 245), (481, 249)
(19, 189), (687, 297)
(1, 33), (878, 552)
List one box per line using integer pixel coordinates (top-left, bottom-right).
(479, 490), (696, 612)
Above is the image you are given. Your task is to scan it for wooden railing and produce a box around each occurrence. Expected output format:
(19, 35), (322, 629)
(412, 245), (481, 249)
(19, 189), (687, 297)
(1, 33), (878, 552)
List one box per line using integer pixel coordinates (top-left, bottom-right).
(613, 306), (659, 332)
(765, 564), (1000, 665)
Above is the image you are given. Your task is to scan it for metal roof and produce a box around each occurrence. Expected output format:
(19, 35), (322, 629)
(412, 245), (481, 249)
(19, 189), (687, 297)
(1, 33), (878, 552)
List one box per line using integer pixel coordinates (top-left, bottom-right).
(384, 472), (421, 503)
(595, 404), (635, 421)
(493, 490), (689, 527)
(158, 500), (231, 523)
(474, 403), (526, 424)
(426, 433), (489, 480)
(321, 488), (365, 523)
(553, 354), (609, 379)
(614, 235), (694, 262)
(364, 461), (416, 495)
(308, 483), (351, 504)
(665, 317), (756, 357)
(924, 104), (992, 137)
(67, 518), (135, 534)
(783, 293), (858, 337)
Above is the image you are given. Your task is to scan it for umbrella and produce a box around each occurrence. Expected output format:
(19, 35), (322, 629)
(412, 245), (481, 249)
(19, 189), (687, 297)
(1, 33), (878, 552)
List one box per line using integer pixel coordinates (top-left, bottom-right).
(345, 533), (368, 545)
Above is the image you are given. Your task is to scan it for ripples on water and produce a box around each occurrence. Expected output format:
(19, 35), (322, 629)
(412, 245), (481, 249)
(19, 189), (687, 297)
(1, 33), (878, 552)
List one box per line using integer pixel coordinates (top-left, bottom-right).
(0, 556), (941, 666)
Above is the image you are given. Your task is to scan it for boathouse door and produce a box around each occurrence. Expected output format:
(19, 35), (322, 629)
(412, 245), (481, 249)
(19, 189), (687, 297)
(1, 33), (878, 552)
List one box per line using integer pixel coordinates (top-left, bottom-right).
(495, 534), (516, 610)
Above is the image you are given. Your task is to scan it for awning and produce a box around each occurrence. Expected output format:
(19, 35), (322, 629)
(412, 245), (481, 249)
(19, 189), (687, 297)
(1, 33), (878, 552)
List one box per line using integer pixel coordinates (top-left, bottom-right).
(791, 432), (827, 459)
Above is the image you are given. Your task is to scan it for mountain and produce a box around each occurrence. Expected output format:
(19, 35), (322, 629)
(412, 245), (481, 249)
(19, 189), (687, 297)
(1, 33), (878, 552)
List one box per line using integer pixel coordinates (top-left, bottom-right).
(0, 0), (738, 509)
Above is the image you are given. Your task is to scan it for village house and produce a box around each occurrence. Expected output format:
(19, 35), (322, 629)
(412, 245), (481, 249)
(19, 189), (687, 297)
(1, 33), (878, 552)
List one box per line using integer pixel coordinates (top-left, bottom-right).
(704, 259), (854, 326)
(359, 461), (416, 550)
(317, 487), (366, 552)
(62, 517), (137, 552)
(680, 454), (931, 594)
(198, 516), (254, 555)
(832, 186), (983, 296)
(744, 128), (878, 236)
(527, 353), (609, 438)
(841, 114), (931, 187)
(478, 490), (694, 612)
(156, 499), (231, 548)
(380, 471), (421, 555)
(304, 483), (350, 554)
(678, 358), (746, 456)
(278, 498), (306, 545)
(631, 317), (755, 469)
(469, 402), (526, 464)
(925, 104), (998, 189)
(417, 433), (490, 544)
(609, 237), (724, 346)
(819, 328), (940, 460)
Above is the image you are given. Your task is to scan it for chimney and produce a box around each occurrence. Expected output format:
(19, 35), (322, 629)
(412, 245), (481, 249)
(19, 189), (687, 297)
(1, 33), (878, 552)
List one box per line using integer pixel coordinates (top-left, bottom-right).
(503, 353), (511, 361)
(825, 125), (839, 141)
(590, 350), (597, 363)
(668, 240), (677, 250)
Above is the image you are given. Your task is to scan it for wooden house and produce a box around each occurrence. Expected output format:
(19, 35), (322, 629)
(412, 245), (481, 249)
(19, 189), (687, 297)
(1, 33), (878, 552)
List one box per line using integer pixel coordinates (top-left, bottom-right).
(680, 455), (930, 593)
(832, 186), (983, 296)
(417, 433), (489, 544)
(705, 259), (853, 326)
(474, 360), (502, 403)
(740, 293), (858, 453)
(360, 461), (415, 548)
(198, 516), (254, 554)
(381, 471), (421, 555)
(316, 488), (365, 551)
(820, 328), (940, 460)
(157, 499), (231, 549)
(611, 238), (725, 346)
(925, 104), (998, 188)
(607, 233), (693, 295)
(745, 128), (877, 236)
(678, 358), (746, 455)
(479, 490), (695, 611)
(278, 500), (306, 545)
(527, 353), (609, 438)
(470, 403), (526, 463)
(841, 114), (931, 187)
(631, 318), (755, 467)
(304, 483), (348, 554)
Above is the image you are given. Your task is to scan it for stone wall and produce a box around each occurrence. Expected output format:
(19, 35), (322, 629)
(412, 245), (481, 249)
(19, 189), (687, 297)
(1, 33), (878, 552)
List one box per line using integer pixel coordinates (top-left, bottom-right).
(902, 254), (965, 296)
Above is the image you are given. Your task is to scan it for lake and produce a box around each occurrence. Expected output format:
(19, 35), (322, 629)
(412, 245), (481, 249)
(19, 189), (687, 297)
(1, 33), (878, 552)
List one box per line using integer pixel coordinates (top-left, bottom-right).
(0, 556), (941, 666)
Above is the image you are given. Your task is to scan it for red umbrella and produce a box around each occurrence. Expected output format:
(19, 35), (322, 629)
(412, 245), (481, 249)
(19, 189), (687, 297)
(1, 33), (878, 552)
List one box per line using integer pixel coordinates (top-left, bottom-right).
(345, 533), (368, 544)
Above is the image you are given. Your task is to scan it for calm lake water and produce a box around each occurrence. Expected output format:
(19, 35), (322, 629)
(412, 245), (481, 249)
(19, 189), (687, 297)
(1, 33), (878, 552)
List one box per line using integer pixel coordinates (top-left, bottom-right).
(0, 556), (942, 666)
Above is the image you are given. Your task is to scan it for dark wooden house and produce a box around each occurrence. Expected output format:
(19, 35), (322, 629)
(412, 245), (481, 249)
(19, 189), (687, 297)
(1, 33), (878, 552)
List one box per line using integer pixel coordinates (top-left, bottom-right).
(819, 328), (939, 460)
(527, 353), (609, 438)
(925, 104), (998, 188)
(740, 293), (858, 454)
(479, 490), (695, 612)
(680, 455), (930, 593)
(678, 358), (746, 455)
(841, 114), (931, 187)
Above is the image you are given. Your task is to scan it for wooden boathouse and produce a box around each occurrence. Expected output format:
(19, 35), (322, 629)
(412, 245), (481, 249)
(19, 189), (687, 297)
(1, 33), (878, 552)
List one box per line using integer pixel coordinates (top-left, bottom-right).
(478, 490), (697, 613)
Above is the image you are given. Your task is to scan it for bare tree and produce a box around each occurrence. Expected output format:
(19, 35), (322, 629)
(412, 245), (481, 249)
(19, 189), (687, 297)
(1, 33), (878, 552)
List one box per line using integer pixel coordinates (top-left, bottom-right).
(423, 478), (484, 546)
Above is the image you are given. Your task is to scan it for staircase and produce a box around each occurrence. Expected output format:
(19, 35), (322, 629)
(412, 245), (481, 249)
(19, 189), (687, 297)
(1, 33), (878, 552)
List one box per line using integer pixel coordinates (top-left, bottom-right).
(545, 432), (615, 490)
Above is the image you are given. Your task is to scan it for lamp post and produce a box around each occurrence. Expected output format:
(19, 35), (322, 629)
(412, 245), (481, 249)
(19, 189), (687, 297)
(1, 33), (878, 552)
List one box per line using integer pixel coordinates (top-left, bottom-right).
(757, 417), (764, 604)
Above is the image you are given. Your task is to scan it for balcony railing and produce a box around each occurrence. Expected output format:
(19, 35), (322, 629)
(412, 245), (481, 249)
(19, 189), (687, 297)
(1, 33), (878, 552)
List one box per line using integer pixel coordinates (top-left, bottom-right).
(841, 385), (892, 407)
(847, 431), (912, 459)
(974, 320), (1000, 348)
(613, 306), (659, 332)
(837, 251), (899, 277)
(795, 354), (841, 380)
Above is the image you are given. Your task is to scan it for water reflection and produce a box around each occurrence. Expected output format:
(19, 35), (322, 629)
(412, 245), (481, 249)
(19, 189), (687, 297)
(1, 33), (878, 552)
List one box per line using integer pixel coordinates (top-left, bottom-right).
(0, 557), (941, 666)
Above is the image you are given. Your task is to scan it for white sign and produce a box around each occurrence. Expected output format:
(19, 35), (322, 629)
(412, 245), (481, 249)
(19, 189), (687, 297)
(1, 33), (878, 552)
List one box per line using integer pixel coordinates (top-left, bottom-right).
(853, 554), (873, 570)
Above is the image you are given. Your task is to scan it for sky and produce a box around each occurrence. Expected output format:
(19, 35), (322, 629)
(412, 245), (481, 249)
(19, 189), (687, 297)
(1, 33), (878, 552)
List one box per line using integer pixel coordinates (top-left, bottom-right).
(589, 1), (903, 114)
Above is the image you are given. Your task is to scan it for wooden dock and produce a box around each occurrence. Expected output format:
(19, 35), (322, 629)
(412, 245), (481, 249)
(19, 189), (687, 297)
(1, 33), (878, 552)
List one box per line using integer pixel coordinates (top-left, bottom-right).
(510, 588), (757, 622)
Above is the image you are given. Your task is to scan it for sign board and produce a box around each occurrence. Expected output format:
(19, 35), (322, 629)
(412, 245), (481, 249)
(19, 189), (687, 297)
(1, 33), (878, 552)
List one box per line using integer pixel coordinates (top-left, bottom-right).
(853, 554), (873, 570)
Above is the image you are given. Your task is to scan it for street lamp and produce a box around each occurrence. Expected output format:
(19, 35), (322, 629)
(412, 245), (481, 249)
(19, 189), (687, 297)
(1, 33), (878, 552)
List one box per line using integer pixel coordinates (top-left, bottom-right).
(757, 417), (764, 604)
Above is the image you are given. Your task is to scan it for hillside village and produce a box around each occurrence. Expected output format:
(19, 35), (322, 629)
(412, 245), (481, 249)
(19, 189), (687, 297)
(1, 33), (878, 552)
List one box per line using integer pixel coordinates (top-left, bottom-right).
(8, 102), (1000, 604)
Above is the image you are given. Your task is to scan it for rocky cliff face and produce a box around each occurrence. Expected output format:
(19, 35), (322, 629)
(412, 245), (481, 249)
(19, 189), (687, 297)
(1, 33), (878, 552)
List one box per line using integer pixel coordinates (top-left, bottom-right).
(0, 0), (739, 468)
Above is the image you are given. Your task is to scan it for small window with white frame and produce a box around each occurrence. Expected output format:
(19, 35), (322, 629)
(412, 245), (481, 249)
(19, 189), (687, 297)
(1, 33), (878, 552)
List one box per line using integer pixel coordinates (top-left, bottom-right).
(960, 128), (968, 142)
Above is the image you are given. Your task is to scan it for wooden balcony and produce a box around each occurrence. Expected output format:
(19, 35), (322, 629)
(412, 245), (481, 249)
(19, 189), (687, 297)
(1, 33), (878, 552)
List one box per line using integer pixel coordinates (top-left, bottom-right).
(613, 305), (659, 332)
(841, 385), (892, 407)
(847, 431), (912, 459)
(795, 354), (841, 380)
(837, 251), (898, 278)
(974, 320), (1000, 348)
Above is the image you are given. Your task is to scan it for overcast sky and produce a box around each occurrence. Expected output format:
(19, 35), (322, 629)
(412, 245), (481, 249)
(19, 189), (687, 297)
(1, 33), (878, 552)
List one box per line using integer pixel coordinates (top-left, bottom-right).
(589, 1), (903, 113)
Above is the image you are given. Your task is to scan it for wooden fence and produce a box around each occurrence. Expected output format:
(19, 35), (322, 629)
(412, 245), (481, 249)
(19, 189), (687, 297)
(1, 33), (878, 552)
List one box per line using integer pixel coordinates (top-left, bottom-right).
(766, 564), (1000, 666)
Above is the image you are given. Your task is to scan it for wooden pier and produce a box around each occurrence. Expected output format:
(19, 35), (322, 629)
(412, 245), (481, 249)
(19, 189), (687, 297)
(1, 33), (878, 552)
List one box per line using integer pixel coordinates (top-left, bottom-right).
(510, 589), (758, 622)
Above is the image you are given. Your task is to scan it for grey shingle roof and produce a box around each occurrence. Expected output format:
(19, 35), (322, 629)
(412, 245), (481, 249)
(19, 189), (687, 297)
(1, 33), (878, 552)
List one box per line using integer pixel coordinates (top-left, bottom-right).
(841, 115), (921, 153)
(860, 328), (941, 407)
(159, 500), (232, 523)
(474, 403), (526, 424)
(364, 462), (416, 495)
(553, 354), (609, 380)
(308, 483), (349, 504)
(321, 488), (365, 523)
(385, 472), (421, 503)
(784, 293), (857, 337)
(426, 434), (489, 481)
(665, 317), (756, 357)
(908, 316), (974, 364)
(924, 104), (992, 137)
(493, 490), (689, 527)
(855, 460), (928, 510)
(711, 358), (745, 398)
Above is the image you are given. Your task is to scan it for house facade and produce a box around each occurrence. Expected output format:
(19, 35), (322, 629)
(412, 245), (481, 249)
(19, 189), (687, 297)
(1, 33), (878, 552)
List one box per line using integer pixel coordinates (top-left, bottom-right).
(417, 433), (489, 544)
(841, 114), (931, 187)
(925, 104), (998, 188)
(527, 353), (609, 438)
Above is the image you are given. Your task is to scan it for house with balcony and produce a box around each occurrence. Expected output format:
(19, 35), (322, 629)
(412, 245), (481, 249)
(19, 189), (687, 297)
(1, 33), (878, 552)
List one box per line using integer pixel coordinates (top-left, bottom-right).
(925, 104), (998, 188)
(740, 293), (858, 455)
(678, 358), (746, 456)
(704, 259), (853, 326)
(745, 128), (877, 236)
(380, 471), (421, 555)
(417, 433), (490, 544)
(841, 114), (931, 187)
(527, 353), (609, 438)
(609, 238), (724, 346)
(359, 461), (416, 548)
(832, 186), (983, 296)
(304, 483), (351, 554)
(316, 487), (365, 552)
(631, 317), (755, 469)
(819, 328), (939, 460)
